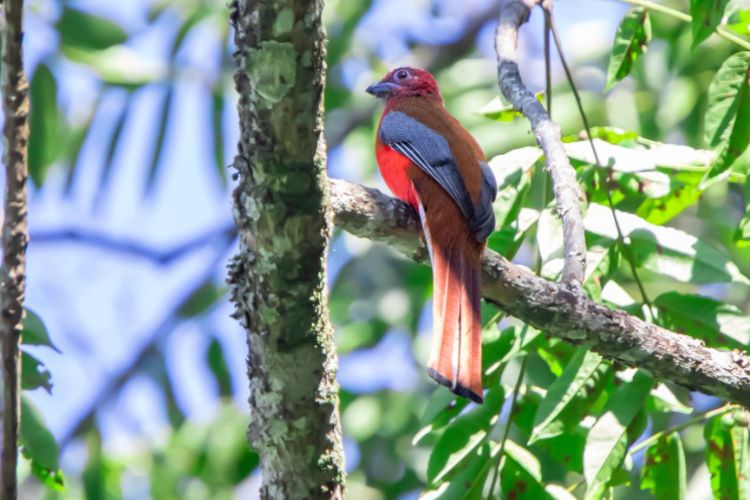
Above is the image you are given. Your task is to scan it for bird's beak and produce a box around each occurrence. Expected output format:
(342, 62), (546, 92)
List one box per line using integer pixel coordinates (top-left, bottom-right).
(366, 81), (398, 98)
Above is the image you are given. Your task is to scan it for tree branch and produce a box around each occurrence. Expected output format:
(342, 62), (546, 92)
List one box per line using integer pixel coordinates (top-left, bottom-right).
(1, 1), (29, 496)
(330, 179), (750, 408)
(494, 0), (587, 284)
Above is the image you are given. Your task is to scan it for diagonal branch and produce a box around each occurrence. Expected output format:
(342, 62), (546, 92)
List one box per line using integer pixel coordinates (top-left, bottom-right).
(330, 178), (750, 408)
(1, 1), (30, 497)
(494, 0), (587, 284)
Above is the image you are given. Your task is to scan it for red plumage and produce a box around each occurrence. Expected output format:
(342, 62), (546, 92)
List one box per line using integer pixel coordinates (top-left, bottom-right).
(367, 67), (496, 403)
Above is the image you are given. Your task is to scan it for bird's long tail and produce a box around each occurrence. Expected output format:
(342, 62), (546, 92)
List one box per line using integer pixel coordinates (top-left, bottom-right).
(426, 240), (484, 403)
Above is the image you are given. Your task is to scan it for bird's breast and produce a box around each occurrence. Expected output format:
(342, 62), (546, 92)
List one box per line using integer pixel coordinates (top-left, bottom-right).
(375, 141), (419, 210)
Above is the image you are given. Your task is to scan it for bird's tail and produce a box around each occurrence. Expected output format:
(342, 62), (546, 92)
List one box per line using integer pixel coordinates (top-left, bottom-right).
(427, 242), (484, 404)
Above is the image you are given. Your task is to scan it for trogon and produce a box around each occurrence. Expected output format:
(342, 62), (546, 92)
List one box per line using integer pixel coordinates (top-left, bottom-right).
(367, 67), (497, 403)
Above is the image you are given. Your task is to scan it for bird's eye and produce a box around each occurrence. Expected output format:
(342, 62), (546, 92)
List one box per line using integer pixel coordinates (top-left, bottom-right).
(394, 69), (409, 81)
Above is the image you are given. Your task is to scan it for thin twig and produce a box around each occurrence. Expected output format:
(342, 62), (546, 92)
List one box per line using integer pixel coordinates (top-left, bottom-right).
(494, 0), (587, 285)
(1, 1), (29, 497)
(628, 404), (733, 456)
(542, 4), (653, 312)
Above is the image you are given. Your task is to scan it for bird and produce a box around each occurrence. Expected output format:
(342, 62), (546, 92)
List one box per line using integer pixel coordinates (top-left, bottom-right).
(366, 67), (497, 403)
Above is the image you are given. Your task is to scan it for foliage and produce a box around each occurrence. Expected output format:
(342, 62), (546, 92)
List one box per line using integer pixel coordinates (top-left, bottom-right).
(19, 0), (750, 498)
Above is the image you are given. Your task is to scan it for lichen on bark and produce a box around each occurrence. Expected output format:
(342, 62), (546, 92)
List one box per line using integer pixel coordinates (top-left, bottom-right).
(228, 1), (344, 498)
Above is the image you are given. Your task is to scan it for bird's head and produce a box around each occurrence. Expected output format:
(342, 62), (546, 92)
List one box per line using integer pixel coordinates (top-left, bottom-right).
(366, 67), (441, 101)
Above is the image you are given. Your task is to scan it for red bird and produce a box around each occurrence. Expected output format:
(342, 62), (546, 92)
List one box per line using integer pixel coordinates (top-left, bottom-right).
(367, 67), (497, 403)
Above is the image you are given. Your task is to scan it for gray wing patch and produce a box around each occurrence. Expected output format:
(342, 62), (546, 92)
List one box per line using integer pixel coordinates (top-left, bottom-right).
(469, 162), (497, 242)
(380, 111), (497, 243)
(380, 111), (474, 222)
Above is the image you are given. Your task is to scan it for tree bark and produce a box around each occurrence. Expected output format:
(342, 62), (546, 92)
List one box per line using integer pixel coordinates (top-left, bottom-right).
(227, 1), (345, 498)
(1, 1), (29, 498)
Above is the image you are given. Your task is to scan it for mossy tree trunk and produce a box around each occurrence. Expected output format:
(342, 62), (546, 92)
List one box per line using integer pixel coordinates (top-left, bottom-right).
(227, 1), (345, 498)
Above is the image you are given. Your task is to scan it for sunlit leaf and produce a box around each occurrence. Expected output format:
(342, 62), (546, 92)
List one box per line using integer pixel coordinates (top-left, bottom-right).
(57, 7), (127, 51)
(427, 385), (504, 484)
(479, 93), (544, 122)
(605, 8), (651, 90)
(530, 349), (608, 443)
(29, 63), (61, 187)
(704, 51), (750, 179)
(585, 203), (750, 285)
(704, 414), (750, 500)
(584, 371), (652, 499)
(63, 46), (166, 87)
(690, 0), (730, 47)
(655, 291), (750, 346)
(640, 432), (686, 500)
(647, 384), (693, 415)
(727, 9), (750, 36)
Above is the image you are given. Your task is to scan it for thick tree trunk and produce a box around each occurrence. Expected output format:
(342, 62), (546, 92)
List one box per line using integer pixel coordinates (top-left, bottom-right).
(227, 1), (345, 498)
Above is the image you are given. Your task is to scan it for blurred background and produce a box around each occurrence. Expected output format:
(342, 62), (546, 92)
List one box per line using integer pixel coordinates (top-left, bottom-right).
(14, 0), (750, 498)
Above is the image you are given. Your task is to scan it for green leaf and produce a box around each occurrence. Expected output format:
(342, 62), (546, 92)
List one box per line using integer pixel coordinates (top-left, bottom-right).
(62, 46), (165, 87)
(177, 282), (225, 318)
(583, 371), (653, 499)
(691, 0), (730, 47)
(427, 385), (505, 484)
(57, 7), (127, 51)
(501, 440), (553, 500)
(21, 352), (53, 393)
(704, 52), (750, 178)
(422, 443), (494, 500)
(211, 90), (227, 185)
(530, 349), (607, 443)
(22, 308), (59, 352)
(654, 291), (750, 346)
(206, 336), (233, 397)
(736, 175), (750, 245)
(29, 63), (61, 187)
(640, 432), (686, 500)
(20, 396), (64, 490)
(605, 8), (651, 90)
(83, 432), (122, 499)
(585, 203), (750, 285)
(704, 414), (750, 500)
(727, 9), (750, 36)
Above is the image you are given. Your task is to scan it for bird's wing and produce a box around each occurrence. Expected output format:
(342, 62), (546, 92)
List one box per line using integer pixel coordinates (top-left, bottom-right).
(379, 111), (496, 242)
